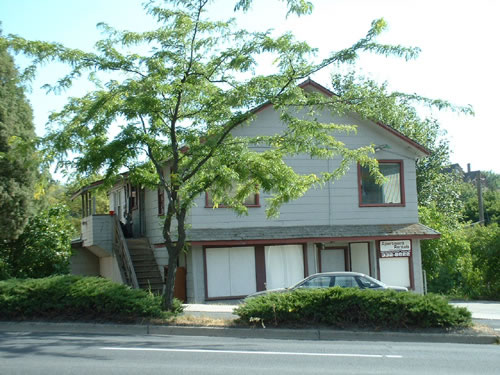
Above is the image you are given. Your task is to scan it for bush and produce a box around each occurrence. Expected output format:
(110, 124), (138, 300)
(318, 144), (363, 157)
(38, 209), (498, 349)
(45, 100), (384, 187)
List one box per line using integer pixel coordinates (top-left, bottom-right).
(467, 223), (500, 300)
(235, 288), (471, 329)
(0, 205), (74, 280)
(0, 275), (183, 321)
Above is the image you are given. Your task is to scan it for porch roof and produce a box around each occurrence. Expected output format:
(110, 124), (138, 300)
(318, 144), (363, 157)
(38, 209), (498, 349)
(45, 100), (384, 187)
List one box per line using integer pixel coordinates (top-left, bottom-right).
(186, 223), (440, 245)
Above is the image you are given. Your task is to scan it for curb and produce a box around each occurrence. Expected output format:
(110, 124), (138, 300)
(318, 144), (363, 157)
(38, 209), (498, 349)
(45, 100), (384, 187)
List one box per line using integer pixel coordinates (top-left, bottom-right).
(0, 321), (497, 345)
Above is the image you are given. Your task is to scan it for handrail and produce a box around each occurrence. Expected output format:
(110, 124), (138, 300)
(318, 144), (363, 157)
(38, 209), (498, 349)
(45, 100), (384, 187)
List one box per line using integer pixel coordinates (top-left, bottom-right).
(112, 215), (140, 289)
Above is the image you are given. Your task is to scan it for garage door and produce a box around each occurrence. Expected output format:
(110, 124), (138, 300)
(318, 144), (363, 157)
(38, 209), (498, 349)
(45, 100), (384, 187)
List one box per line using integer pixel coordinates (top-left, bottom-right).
(264, 245), (304, 290)
(205, 247), (256, 298)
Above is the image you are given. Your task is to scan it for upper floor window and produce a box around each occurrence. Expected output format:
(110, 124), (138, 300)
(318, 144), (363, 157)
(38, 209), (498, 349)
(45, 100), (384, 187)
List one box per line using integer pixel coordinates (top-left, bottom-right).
(205, 185), (260, 208)
(358, 160), (405, 206)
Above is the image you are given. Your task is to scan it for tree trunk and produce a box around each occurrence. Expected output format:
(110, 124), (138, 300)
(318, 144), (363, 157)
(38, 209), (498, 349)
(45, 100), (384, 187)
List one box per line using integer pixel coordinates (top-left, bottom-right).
(163, 246), (179, 310)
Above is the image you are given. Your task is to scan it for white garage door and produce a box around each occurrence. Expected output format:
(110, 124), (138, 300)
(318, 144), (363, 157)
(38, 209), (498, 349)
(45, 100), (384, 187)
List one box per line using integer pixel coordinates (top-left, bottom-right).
(379, 257), (410, 288)
(206, 247), (256, 298)
(265, 245), (304, 290)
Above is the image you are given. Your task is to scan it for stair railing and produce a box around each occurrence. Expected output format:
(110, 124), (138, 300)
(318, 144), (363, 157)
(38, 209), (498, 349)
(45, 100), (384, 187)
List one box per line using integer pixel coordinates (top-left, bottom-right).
(112, 215), (139, 289)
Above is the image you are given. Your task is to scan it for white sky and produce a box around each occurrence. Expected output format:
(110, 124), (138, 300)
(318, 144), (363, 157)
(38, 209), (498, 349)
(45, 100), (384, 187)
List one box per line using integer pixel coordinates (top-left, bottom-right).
(1, 0), (498, 173)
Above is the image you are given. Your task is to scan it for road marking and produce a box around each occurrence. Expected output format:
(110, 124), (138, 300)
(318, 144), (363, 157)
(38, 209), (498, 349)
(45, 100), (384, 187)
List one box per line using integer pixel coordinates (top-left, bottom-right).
(100, 347), (402, 358)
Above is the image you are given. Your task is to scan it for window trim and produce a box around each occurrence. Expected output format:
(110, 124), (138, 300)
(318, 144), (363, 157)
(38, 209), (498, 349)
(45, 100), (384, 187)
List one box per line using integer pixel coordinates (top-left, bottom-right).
(129, 185), (138, 211)
(157, 188), (165, 216)
(204, 191), (261, 208)
(358, 159), (405, 207)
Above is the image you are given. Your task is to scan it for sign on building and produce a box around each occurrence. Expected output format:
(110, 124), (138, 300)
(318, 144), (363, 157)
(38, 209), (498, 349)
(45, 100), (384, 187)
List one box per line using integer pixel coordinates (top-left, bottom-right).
(380, 240), (411, 258)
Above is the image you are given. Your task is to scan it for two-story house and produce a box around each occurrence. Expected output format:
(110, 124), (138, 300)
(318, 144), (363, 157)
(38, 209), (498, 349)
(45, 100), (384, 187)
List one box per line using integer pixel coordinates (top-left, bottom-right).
(70, 79), (439, 303)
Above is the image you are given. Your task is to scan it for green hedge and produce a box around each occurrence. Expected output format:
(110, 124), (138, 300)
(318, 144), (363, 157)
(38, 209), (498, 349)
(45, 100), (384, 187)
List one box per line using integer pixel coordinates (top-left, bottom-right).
(235, 288), (472, 329)
(0, 275), (182, 321)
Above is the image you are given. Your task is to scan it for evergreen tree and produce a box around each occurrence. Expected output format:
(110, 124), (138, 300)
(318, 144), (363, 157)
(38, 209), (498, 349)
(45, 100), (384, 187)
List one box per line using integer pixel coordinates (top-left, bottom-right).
(0, 41), (38, 242)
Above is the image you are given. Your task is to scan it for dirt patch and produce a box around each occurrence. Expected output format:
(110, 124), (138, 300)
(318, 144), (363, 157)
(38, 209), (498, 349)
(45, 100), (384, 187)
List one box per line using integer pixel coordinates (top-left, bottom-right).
(150, 315), (238, 327)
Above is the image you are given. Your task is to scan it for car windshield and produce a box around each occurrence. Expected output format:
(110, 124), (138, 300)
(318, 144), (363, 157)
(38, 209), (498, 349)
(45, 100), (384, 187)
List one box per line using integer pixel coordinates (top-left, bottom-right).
(362, 275), (386, 287)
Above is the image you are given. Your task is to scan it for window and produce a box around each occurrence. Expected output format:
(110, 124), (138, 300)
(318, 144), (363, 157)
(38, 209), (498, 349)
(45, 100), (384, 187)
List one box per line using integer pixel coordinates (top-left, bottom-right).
(205, 185), (260, 208)
(358, 160), (404, 206)
(158, 188), (165, 215)
(297, 276), (333, 289)
(129, 185), (138, 210)
(334, 276), (359, 288)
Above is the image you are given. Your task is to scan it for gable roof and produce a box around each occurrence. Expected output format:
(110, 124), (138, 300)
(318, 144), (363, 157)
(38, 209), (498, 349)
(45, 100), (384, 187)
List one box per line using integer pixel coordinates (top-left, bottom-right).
(252, 78), (430, 156)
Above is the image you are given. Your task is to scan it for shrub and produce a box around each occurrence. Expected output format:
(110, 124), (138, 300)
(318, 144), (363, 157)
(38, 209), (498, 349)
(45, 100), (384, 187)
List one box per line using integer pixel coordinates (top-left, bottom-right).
(466, 223), (500, 300)
(0, 205), (74, 280)
(0, 275), (183, 321)
(235, 288), (471, 329)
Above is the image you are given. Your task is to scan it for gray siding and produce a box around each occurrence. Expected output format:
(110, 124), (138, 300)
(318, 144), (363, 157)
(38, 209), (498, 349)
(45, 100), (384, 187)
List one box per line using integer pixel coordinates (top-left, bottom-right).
(189, 108), (421, 230)
(81, 215), (113, 256)
(412, 239), (424, 294)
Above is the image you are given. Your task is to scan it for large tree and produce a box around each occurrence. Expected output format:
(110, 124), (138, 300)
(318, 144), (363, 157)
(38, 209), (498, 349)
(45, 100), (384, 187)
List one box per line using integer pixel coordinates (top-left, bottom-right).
(0, 40), (38, 242)
(3, 0), (431, 309)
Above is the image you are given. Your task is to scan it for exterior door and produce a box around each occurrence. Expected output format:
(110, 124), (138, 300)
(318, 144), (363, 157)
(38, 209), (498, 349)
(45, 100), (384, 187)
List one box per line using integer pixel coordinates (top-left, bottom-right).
(320, 247), (347, 272)
(349, 242), (371, 275)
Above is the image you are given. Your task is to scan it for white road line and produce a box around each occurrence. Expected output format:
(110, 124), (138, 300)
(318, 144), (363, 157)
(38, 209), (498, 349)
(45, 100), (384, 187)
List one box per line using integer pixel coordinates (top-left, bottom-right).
(100, 347), (402, 358)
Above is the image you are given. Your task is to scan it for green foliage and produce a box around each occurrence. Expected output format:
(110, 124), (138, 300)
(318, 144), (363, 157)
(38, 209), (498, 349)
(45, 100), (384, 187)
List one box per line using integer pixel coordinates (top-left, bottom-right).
(419, 204), (482, 297)
(0, 275), (182, 321)
(464, 189), (500, 225)
(236, 288), (471, 329)
(0, 205), (74, 280)
(466, 224), (500, 299)
(0, 43), (38, 241)
(461, 172), (500, 225)
(234, 0), (313, 16)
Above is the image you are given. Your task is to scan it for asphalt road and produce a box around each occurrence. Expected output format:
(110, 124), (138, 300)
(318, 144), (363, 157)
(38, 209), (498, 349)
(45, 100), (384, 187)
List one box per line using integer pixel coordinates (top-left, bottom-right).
(1, 332), (499, 375)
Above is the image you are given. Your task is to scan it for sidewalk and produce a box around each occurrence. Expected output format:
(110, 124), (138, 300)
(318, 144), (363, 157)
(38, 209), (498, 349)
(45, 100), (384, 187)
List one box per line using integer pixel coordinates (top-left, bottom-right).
(182, 303), (237, 320)
(450, 301), (500, 320)
(183, 304), (236, 313)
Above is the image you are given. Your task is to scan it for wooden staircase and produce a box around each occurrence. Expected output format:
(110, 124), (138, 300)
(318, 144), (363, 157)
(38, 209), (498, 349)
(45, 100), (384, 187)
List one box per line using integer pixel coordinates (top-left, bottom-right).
(126, 238), (164, 295)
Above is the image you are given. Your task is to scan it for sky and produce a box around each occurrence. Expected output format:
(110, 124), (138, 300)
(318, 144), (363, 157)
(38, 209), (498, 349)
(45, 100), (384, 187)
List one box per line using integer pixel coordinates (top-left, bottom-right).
(1, 0), (499, 174)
